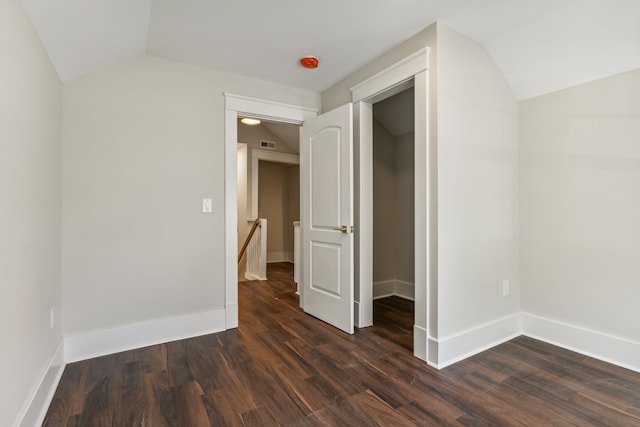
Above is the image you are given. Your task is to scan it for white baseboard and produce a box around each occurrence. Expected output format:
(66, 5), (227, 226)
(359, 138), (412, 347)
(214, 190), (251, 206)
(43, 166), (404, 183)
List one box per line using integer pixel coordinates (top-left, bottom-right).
(373, 280), (414, 300)
(64, 309), (226, 363)
(17, 340), (65, 427)
(18, 309), (639, 426)
(521, 312), (640, 373)
(431, 313), (521, 369)
(267, 252), (293, 263)
(245, 271), (267, 281)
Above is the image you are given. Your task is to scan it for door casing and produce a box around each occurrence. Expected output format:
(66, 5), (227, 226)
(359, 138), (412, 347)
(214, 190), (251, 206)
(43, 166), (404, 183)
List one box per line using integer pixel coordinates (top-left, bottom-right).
(224, 94), (317, 329)
(350, 48), (431, 363)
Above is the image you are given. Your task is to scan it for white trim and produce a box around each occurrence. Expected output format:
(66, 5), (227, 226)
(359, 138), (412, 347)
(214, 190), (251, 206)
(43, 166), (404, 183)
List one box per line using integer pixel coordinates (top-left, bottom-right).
(252, 148), (299, 164)
(353, 102), (373, 329)
(225, 304), (238, 329)
(267, 251), (293, 263)
(521, 313), (640, 373)
(354, 300), (362, 328)
(413, 69), (431, 366)
(428, 336), (439, 367)
(432, 313), (522, 369)
(372, 280), (396, 300)
(64, 309), (226, 363)
(395, 281), (414, 300)
(351, 48), (429, 103)
(414, 324), (428, 362)
(225, 94), (318, 331)
(245, 272), (266, 281)
(224, 93), (318, 124)
(16, 341), (65, 427)
(225, 108), (239, 330)
(372, 280), (415, 300)
(423, 312), (640, 372)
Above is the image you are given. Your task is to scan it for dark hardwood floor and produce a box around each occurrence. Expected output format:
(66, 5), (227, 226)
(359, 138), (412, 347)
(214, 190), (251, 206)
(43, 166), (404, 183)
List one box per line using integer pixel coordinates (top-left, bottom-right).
(44, 262), (640, 426)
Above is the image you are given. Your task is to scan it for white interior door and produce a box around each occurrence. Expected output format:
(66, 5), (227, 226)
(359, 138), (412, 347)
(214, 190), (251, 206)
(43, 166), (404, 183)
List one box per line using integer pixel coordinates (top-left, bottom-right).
(301, 103), (354, 334)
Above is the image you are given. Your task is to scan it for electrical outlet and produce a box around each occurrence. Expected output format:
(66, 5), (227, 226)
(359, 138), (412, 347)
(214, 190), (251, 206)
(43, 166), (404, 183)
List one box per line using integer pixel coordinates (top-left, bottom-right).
(502, 280), (510, 297)
(50, 307), (55, 329)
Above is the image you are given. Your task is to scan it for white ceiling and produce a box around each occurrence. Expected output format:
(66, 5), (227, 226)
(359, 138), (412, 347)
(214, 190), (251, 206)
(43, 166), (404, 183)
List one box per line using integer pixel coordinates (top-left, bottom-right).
(20, 0), (640, 100)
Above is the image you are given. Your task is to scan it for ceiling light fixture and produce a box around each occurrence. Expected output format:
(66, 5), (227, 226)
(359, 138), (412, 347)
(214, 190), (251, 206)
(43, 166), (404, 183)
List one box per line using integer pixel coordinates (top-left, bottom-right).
(240, 118), (261, 126)
(300, 56), (319, 69)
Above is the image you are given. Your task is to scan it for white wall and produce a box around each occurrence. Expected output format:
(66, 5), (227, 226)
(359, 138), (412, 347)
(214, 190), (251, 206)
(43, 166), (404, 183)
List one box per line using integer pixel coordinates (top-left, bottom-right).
(372, 123), (415, 290)
(520, 69), (640, 343)
(62, 54), (319, 337)
(0, 0), (63, 425)
(435, 26), (520, 347)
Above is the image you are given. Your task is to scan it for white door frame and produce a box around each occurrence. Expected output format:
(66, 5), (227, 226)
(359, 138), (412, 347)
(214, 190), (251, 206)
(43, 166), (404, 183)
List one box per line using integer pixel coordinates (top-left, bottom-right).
(350, 48), (431, 362)
(224, 93), (317, 328)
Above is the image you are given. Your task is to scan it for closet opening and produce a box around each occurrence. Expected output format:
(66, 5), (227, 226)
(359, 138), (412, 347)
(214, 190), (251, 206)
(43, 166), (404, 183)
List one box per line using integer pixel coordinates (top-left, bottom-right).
(370, 86), (416, 352)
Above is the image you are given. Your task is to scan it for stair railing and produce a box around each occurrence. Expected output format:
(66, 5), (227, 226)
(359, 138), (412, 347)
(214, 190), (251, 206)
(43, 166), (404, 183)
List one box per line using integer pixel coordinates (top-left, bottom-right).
(238, 219), (261, 263)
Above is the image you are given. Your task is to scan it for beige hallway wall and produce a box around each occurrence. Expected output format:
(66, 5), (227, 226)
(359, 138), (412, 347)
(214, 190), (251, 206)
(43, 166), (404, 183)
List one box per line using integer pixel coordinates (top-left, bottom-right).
(0, 0), (63, 425)
(258, 162), (299, 262)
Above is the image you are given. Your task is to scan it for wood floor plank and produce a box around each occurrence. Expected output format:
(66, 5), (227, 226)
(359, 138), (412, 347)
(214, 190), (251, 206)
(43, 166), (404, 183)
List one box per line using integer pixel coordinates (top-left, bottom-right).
(112, 361), (145, 426)
(42, 363), (87, 426)
(235, 360), (313, 425)
(172, 381), (209, 427)
(140, 371), (173, 427)
(43, 262), (640, 426)
(73, 375), (114, 427)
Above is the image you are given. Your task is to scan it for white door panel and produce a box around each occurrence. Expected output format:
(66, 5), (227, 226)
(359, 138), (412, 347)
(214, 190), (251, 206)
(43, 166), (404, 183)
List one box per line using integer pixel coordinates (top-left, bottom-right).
(301, 103), (354, 334)
(310, 129), (341, 227)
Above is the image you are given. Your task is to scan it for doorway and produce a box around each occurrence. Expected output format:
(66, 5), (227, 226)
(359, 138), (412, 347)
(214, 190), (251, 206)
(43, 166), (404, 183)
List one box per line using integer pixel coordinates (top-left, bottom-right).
(372, 87), (416, 335)
(237, 117), (301, 282)
(224, 94), (316, 329)
(349, 48), (430, 362)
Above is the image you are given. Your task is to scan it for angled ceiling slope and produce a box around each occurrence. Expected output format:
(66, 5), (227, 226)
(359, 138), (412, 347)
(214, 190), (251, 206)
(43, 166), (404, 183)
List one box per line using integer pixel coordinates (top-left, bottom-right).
(21, 0), (152, 82)
(20, 0), (640, 100)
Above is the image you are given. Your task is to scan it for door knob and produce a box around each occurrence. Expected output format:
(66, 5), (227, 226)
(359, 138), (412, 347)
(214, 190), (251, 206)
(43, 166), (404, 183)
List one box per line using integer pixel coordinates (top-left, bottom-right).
(333, 225), (353, 234)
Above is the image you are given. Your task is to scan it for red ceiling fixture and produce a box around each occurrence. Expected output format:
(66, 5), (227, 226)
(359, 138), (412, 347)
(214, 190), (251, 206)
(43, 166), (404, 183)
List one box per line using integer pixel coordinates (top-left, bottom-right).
(300, 56), (319, 69)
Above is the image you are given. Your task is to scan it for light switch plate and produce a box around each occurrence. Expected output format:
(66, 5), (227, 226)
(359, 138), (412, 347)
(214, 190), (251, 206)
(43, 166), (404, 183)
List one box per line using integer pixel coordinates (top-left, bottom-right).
(202, 198), (213, 213)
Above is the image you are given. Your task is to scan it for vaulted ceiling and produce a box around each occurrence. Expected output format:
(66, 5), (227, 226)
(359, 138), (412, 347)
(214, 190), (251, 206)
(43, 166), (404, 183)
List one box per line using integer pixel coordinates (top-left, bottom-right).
(21, 0), (640, 100)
